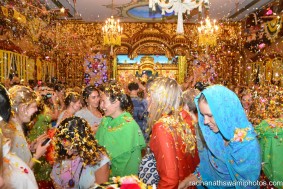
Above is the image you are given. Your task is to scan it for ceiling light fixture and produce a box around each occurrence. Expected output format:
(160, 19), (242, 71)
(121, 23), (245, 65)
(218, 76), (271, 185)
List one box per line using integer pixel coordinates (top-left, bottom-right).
(149, 0), (210, 34)
(102, 0), (123, 55)
(198, 17), (219, 47)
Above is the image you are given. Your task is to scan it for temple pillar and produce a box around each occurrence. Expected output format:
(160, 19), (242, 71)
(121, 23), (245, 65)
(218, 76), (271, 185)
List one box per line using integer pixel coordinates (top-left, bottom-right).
(178, 56), (187, 84)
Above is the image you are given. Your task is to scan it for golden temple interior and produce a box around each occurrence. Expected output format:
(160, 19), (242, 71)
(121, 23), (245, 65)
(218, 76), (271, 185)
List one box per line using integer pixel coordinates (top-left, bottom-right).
(0, 0), (282, 87)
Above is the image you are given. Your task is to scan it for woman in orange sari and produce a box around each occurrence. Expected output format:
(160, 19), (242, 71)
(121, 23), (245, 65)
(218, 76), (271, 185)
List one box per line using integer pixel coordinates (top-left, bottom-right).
(146, 77), (199, 188)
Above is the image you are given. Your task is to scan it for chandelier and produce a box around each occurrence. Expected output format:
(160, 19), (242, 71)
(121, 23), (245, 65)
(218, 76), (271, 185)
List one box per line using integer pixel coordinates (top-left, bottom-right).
(102, 16), (123, 55)
(198, 17), (219, 47)
(149, 0), (210, 34)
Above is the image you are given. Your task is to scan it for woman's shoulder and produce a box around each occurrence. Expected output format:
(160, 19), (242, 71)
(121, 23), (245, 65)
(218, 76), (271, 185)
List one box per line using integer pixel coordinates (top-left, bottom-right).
(104, 112), (135, 125)
(6, 120), (18, 131)
(85, 154), (110, 171)
(4, 120), (25, 140)
(99, 116), (112, 125)
(152, 119), (173, 136)
(120, 111), (134, 120)
(75, 108), (90, 115)
(97, 154), (110, 166)
(255, 118), (283, 134)
(154, 115), (178, 128)
(119, 113), (141, 130)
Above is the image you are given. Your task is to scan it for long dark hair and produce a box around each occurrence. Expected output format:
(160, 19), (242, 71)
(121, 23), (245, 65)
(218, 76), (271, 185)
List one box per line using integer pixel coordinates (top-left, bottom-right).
(0, 84), (11, 122)
(0, 84), (11, 177)
(102, 82), (133, 113)
(54, 116), (106, 166)
(82, 85), (100, 106)
(82, 85), (104, 114)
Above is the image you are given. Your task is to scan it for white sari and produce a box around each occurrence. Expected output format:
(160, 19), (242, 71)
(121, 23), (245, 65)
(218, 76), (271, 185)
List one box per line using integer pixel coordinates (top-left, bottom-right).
(2, 139), (38, 189)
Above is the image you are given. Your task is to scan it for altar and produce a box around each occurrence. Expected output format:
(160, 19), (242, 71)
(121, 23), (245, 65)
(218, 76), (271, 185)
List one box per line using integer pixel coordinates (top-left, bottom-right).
(112, 56), (187, 84)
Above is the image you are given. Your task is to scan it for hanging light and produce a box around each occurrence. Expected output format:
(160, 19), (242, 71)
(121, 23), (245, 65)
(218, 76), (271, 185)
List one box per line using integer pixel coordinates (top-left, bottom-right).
(149, 0), (210, 34)
(102, 16), (123, 46)
(102, 0), (123, 55)
(198, 17), (219, 47)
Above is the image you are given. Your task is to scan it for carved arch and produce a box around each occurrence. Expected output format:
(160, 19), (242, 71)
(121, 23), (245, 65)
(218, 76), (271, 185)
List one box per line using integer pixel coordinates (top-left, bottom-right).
(129, 37), (174, 58)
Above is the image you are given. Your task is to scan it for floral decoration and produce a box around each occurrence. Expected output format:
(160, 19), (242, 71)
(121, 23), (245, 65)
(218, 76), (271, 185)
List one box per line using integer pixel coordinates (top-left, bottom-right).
(92, 175), (156, 189)
(231, 127), (252, 142)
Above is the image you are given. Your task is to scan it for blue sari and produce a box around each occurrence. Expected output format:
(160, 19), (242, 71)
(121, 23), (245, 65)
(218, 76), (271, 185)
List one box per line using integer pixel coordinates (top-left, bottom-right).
(194, 85), (261, 189)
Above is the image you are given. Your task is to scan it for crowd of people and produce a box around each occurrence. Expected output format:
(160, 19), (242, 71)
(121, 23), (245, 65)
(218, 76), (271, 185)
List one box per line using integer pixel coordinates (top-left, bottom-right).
(0, 76), (282, 189)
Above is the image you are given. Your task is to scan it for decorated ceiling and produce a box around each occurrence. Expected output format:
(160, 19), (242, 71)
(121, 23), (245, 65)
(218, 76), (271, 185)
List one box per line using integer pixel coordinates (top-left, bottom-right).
(41, 0), (276, 23)
(1, 0), (281, 57)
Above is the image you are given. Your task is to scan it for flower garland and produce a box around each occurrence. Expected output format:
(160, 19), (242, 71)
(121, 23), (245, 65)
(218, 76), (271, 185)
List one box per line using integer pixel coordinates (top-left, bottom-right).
(91, 175), (156, 189)
(231, 127), (253, 142)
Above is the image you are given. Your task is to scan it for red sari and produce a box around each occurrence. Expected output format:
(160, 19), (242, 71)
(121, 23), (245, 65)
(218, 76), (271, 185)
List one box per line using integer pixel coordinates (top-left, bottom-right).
(149, 112), (199, 189)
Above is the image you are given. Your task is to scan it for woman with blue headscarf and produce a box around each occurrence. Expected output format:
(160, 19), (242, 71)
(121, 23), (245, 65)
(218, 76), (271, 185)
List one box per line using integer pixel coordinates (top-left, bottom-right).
(179, 85), (261, 189)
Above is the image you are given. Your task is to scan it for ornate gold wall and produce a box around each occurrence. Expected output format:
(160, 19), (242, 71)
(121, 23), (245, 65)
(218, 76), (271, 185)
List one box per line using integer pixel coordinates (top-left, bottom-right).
(246, 58), (283, 86)
(50, 21), (243, 86)
(1, 1), (282, 87)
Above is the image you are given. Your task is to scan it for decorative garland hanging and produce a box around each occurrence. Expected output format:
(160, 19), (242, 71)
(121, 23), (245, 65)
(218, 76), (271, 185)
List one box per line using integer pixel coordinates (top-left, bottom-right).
(264, 16), (282, 42)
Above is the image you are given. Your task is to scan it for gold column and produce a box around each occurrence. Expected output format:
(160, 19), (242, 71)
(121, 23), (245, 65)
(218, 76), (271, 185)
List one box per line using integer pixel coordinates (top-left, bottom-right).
(0, 50), (3, 82)
(36, 58), (42, 81)
(23, 56), (27, 82)
(7, 51), (11, 78)
(178, 56), (187, 84)
(112, 56), (117, 80)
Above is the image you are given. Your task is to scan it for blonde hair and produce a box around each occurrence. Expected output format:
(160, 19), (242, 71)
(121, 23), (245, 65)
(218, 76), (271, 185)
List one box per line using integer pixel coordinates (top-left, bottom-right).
(147, 77), (196, 154)
(8, 85), (37, 115)
(147, 77), (182, 129)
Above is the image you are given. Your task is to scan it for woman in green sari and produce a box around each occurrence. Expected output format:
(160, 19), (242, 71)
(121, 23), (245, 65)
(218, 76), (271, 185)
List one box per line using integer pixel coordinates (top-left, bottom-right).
(255, 88), (283, 188)
(96, 82), (146, 178)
